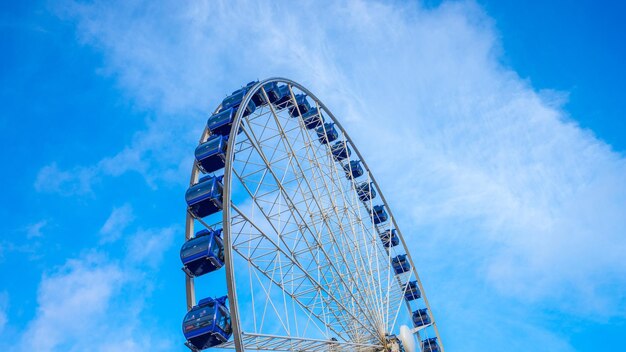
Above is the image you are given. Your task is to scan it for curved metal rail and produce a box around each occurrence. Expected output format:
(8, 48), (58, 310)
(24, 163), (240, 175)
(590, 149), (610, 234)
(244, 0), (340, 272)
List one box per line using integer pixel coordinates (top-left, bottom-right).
(185, 78), (444, 352)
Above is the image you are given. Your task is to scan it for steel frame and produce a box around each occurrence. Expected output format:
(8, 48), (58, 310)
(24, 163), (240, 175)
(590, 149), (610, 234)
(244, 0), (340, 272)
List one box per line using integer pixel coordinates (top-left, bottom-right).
(185, 78), (444, 352)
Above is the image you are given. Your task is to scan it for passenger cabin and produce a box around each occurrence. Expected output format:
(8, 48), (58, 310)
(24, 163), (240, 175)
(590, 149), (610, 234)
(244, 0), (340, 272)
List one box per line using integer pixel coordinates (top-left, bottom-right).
(207, 108), (239, 136)
(404, 280), (421, 301)
(186, 175), (224, 218)
(421, 338), (440, 352)
(241, 81), (264, 107)
(331, 141), (351, 162)
(371, 205), (388, 225)
(316, 123), (339, 144)
(273, 85), (293, 108)
(301, 108), (324, 129)
(288, 94), (311, 117)
(219, 85), (256, 117)
(412, 308), (431, 328)
(380, 229), (399, 248)
(180, 229), (225, 277)
(195, 135), (228, 174)
(392, 254), (411, 274)
(356, 182), (376, 202)
(254, 82), (280, 106)
(248, 81), (281, 107)
(343, 160), (364, 179)
(183, 296), (233, 350)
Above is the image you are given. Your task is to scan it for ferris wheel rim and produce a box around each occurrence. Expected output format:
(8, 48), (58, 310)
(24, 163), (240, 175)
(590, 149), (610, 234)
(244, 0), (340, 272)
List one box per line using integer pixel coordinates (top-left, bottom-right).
(186, 77), (444, 351)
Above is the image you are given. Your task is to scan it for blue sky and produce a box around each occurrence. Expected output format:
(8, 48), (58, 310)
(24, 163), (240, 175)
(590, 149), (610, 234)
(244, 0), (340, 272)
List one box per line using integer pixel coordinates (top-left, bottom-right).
(1, 0), (625, 351)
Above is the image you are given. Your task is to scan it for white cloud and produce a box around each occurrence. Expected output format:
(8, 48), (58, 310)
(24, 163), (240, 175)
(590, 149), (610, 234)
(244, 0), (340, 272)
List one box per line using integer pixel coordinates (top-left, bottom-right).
(125, 226), (175, 268)
(34, 163), (97, 196)
(96, 117), (197, 187)
(16, 231), (176, 352)
(99, 204), (135, 243)
(19, 253), (125, 351)
(0, 312), (5, 335)
(34, 121), (197, 195)
(0, 291), (8, 334)
(49, 0), (626, 349)
(26, 220), (48, 239)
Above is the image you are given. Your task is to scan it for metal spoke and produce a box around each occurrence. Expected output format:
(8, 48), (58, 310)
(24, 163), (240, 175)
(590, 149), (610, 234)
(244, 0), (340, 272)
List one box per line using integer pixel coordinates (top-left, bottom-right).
(184, 78), (444, 352)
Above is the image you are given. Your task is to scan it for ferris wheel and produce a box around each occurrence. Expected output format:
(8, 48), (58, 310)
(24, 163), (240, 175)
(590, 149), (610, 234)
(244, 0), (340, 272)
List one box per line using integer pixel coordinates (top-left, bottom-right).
(179, 78), (444, 352)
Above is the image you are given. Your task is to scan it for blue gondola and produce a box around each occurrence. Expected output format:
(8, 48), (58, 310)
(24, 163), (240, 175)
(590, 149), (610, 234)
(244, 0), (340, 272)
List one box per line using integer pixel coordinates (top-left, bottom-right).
(356, 182), (376, 202)
(316, 123), (339, 144)
(229, 81), (278, 108)
(180, 229), (225, 277)
(243, 81), (264, 107)
(404, 280), (421, 301)
(379, 229), (399, 248)
(371, 205), (388, 224)
(302, 107), (324, 130)
(301, 107), (324, 129)
(195, 135), (228, 174)
(183, 296), (233, 350)
(412, 308), (432, 328)
(247, 81), (280, 107)
(273, 84), (292, 108)
(288, 94), (311, 117)
(392, 254), (411, 274)
(219, 85), (256, 117)
(262, 81), (281, 104)
(186, 175), (224, 218)
(207, 108), (241, 136)
(331, 141), (351, 162)
(343, 160), (364, 179)
(421, 337), (440, 352)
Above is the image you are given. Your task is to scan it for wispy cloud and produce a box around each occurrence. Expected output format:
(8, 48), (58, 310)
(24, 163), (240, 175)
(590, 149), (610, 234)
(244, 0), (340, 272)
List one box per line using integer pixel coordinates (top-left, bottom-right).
(34, 163), (97, 196)
(46, 0), (626, 349)
(34, 120), (196, 195)
(99, 204), (135, 243)
(125, 226), (175, 268)
(15, 225), (176, 352)
(0, 291), (8, 334)
(19, 253), (126, 351)
(26, 220), (48, 239)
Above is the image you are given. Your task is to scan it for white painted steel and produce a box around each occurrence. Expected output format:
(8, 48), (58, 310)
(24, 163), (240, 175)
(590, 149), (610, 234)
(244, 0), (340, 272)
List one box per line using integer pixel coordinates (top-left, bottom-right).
(185, 78), (443, 352)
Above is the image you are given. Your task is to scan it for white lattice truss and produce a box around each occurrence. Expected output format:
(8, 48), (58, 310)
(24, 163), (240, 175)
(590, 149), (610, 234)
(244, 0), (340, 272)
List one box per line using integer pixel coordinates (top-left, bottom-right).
(188, 82), (440, 351)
